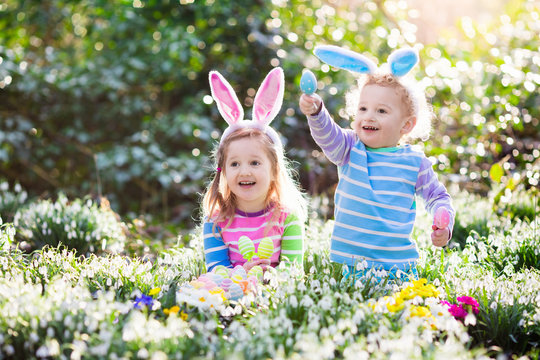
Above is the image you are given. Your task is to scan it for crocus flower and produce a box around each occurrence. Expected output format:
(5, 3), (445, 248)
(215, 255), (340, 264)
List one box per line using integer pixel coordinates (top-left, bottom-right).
(133, 294), (154, 309)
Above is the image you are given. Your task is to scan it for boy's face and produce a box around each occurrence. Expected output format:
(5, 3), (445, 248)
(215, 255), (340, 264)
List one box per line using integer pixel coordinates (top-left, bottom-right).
(351, 84), (415, 148)
(223, 137), (274, 213)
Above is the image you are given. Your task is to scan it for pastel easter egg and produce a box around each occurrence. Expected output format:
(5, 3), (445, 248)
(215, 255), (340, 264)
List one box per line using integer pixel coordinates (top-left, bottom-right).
(231, 274), (243, 284)
(229, 283), (243, 300)
(434, 207), (450, 229)
(238, 280), (249, 293)
(300, 70), (317, 95)
(247, 265), (263, 280)
(233, 265), (247, 279)
(238, 235), (255, 261)
(208, 273), (224, 285)
(257, 237), (274, 259)
(203, 280), (217, 290)
(220, 278), (233, 292)
(214, 267), (230, 278)
(190, 280), (205, 289)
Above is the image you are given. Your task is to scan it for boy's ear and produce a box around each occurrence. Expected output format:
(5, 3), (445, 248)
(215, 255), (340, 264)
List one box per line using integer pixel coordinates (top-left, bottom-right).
(401, 116), (417, 135)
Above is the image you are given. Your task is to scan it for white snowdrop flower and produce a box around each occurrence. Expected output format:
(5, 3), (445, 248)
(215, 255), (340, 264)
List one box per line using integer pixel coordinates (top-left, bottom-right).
(464, 313), (476, 326)
(0, 182), (8, 191)
(320, 327), (329, 338)
(289, 295), (298, 308)
(29, 332), (39, 344)
(4, 345), (14, 356)
(297, 281), (307, 292)
(137, 348), (149, 359)
(151, 351), (168, 360)
(300, 295), (314, 308)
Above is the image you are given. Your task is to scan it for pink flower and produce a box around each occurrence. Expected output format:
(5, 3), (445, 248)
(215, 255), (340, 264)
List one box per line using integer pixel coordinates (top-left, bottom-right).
(457, 296), (480, 314)
(447, 304), (468, 319)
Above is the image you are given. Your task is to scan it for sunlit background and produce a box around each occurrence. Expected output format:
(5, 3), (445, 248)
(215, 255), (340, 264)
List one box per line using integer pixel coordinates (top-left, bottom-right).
(0, 0), (538, 230)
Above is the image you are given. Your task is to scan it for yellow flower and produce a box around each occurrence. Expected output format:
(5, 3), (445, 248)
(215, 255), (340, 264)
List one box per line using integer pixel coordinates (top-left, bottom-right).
(163, 306), (180, 315)
(409, 305), (432, 318)
(149, 287), (161, 296)
(180, 311), (188, 321)
(386, 293), (405, 313)
(209, 287), (227, 301)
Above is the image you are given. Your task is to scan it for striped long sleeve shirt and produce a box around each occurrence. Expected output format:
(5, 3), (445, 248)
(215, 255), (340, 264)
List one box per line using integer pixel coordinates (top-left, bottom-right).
(203, 207), (304, 272)
(308, 105), (455, 271)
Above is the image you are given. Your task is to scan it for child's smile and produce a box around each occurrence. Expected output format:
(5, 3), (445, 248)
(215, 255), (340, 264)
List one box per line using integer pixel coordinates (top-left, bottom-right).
(351, 84), (415, 148)
(224, 137), (274, 213)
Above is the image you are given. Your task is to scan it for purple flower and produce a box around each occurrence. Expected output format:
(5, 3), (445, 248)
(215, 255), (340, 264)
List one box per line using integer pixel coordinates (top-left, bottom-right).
(133, 294), (154, 309)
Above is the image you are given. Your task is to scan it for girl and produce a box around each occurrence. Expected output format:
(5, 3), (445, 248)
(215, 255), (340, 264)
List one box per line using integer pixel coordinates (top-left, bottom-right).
(299, 46), (455, 280)
(202, 67), (307, 272)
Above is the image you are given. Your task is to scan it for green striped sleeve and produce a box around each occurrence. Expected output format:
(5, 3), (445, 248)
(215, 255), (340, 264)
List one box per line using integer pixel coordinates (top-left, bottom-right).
(280, 212), (304, 270)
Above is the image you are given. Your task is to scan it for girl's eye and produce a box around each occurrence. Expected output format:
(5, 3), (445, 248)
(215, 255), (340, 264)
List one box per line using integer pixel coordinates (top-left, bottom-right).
(230, 161), (239, 167)
(358, 106), (367, 112)
(378, 108), (387, 114)
(250, 160), (260, 166)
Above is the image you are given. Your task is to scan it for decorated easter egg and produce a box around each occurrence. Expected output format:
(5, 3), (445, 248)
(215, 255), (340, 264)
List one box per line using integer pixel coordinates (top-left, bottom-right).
(247, 265), (263, 280)
(229, 283), (243, 300)
(208, 273), (224, 285)
(220, 278), (233, 292)
(231, 274), (243, 284)
(213, 265), (230, 278)
(202, 280), (217, 290)
(233, 265), (247, 279)
(238, 280), (249, 293)
(190, 280), (205, 289)
(434, 207), (450, 229)
(238, 235), (255, 261)
(300, 70), (317, 95)
(257, 237), (274, 259)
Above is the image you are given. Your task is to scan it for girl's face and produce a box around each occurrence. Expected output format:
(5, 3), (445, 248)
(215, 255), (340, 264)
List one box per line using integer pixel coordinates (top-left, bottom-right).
(351, 84), (416, 148)
(223, 137), (274, 213)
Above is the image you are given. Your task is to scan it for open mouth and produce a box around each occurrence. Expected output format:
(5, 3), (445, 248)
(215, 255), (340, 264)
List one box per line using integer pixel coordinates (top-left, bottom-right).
(239, 181), (255, 186)
(362, 125), (379, 131)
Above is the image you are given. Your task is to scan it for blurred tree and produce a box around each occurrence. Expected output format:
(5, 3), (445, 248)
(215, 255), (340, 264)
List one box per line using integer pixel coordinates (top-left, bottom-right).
(0, 0), (538, 227)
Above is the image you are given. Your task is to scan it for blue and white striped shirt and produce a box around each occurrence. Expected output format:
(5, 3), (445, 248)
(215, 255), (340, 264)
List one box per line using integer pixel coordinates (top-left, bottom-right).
(308, 105), (454, 271)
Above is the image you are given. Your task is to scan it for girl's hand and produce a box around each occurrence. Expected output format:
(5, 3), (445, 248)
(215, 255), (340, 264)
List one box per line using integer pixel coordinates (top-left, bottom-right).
(299, 94), (322, 116)
(243, 258), (271, 272)
(431, 226), (450, 247)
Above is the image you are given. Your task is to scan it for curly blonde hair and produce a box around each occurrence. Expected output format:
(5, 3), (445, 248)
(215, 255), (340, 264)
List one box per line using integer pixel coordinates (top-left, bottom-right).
(345, 73), (433, 143)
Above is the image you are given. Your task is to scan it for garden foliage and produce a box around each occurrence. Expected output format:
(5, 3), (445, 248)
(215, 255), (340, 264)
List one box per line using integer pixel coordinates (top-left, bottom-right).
(0, 0), (538, 225)
(0, 190), (539, 359)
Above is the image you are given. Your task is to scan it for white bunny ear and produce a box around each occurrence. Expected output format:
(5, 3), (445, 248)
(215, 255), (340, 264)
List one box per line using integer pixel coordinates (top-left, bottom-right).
(252, 67), (284, 126)
(314, 45), (377, 74)
(209, 71), (244, 125)
(387, 48), (419, 77)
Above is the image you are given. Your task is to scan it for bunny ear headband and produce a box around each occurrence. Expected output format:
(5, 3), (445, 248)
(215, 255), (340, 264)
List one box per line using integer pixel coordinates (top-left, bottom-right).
(313, 45), (419, 77)
(209, 67), (284, 148)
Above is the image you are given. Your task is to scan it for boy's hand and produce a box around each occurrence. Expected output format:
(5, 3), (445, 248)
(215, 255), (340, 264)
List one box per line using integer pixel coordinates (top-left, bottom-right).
(431, 226), (450, 247)
(299, 94), (322, 116)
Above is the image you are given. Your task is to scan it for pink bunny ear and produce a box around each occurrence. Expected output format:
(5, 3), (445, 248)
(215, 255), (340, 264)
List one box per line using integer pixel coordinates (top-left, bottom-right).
(209, 71), (244, 125)
(252, 67), (284, 126)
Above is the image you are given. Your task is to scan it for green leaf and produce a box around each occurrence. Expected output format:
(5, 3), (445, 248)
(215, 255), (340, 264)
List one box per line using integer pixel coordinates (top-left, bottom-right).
(489, 163), (504, 183)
